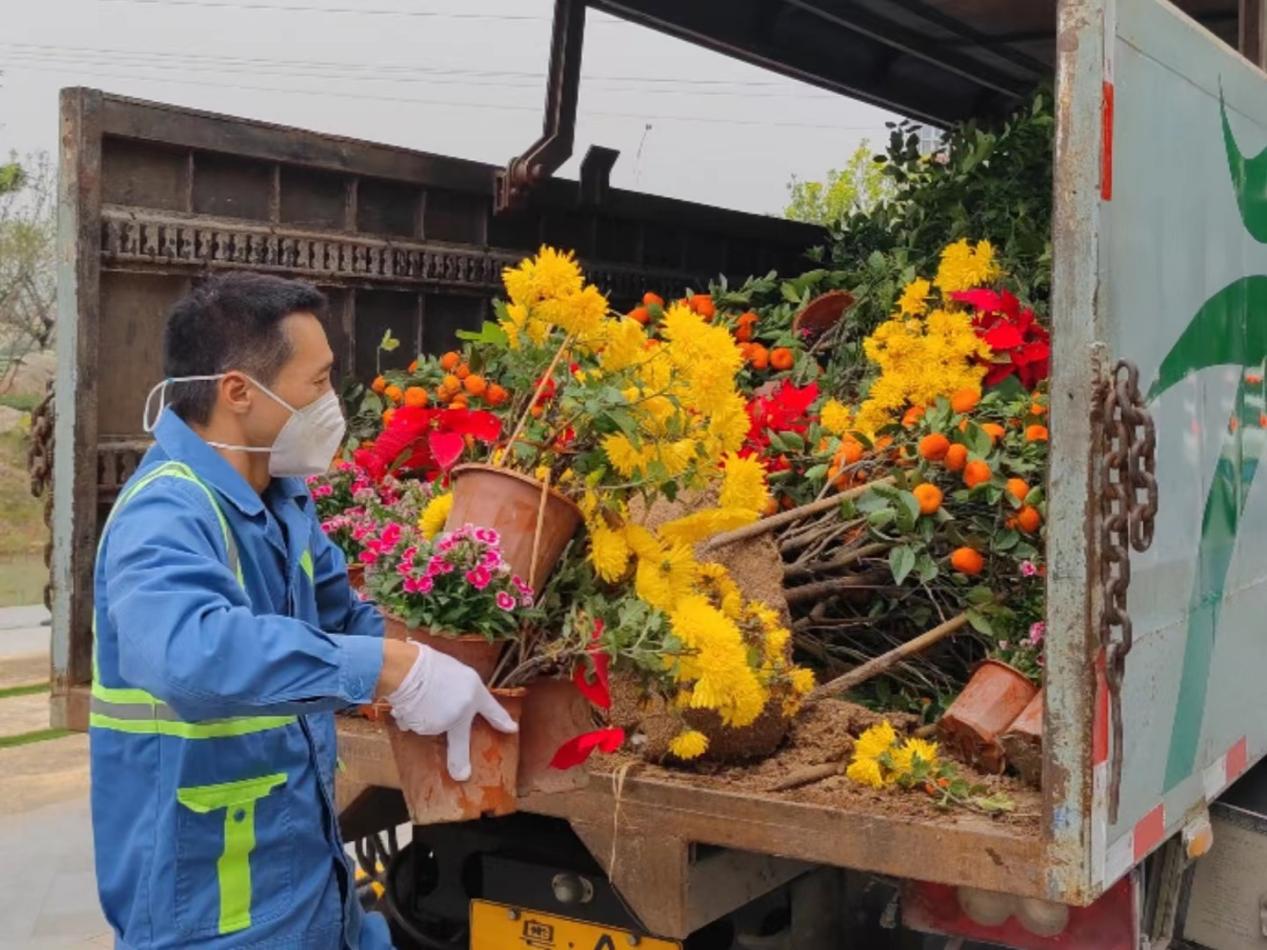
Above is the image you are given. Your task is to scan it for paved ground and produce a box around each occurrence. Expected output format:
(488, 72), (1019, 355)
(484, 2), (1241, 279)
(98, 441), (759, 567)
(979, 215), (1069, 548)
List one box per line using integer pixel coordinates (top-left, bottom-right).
(0, 604), (111, 949)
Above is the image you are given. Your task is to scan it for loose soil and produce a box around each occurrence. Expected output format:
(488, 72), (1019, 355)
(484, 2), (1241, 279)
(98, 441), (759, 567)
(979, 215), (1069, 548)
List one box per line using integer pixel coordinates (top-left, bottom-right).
(596, 698), (1042, 832)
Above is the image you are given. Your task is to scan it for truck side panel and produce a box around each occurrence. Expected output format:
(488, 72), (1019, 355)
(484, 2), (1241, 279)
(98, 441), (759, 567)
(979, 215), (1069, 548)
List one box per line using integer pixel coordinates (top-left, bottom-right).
(1097, 0), (1267, 889)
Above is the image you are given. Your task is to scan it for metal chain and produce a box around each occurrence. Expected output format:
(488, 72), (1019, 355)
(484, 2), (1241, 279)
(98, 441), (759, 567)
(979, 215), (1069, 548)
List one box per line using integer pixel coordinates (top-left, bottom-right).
(26, 386), (55, 611)
(1099, 359), (1159, 823)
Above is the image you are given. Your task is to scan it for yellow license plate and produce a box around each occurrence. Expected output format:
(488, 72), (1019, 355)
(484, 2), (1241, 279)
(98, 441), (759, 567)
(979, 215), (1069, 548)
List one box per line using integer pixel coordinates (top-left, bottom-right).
(470, 900), (681, 950)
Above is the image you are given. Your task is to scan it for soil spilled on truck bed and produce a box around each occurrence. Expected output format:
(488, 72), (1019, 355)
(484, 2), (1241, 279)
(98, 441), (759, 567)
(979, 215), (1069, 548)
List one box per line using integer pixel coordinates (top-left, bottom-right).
(595, 698), (1042, 832)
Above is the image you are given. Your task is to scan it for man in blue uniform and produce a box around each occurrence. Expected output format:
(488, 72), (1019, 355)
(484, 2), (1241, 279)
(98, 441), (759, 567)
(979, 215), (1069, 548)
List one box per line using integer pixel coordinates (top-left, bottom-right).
(89, 273), (515, 948)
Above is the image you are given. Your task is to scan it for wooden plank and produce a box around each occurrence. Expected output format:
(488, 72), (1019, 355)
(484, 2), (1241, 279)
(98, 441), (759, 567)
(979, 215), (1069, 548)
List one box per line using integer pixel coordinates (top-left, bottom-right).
(53, 88), (105, 697)
(523, 771), (1049, 901)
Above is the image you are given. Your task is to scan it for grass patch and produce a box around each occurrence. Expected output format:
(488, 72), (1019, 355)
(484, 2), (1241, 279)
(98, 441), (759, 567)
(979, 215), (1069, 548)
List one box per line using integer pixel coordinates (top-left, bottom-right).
(0, 428), (46, 563)
(0, 554), (46, 608)
(0, 682), (48, 700)
(0, 393), (39, 413)
(0, 727), (69, 750)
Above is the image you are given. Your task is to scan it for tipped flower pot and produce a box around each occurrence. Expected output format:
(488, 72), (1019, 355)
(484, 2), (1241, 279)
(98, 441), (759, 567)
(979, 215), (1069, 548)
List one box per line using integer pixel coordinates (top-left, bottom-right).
(516, 678), (595, 796)
(445, 463), (583, 590)
(939, 660), (1038, 774)
(381, 612), (505, 684)
(388, 688), (524, 825)
(1001, 688), (1044, 787)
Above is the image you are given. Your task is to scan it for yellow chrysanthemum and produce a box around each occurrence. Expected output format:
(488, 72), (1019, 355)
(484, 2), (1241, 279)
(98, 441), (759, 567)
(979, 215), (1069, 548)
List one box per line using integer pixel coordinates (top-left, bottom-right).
(854, 721), (898, 761)
(668, 729), (710, 760)
(634, 542), (699, 613)
(897, 278), (932, 316)
(537, 284), (609, 341)
(589, 524), (631, 582)
(598, 317), (649, 373)
(719, 452), (769, 514)
(762, 624), (792, 663)
(657, 507), (756, 547)
(846, 757), (885, 789)
(902, 737), (940, 769)
(789, 667), (816, 695)
(602, 433), (650, 478)
(670, 595), (767, 727)
(820, 399), (852, 436)
(698, 563), (744, 619)
(502, 245), (584, 307)
(933, 238), (1002, 294)
(418, 493), (453, 540)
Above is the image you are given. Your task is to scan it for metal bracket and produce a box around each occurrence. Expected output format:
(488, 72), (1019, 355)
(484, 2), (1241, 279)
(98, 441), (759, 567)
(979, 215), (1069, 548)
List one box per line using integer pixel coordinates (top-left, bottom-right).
(495, 0), (587, 214)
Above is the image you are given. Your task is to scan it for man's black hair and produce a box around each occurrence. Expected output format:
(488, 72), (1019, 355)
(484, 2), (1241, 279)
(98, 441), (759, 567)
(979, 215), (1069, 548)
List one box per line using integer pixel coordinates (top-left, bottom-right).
(163, 272), (327, 425)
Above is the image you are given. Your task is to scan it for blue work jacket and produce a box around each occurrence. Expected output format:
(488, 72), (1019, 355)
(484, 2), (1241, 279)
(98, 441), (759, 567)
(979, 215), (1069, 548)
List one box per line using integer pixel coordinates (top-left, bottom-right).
(89, 409), (394, 949)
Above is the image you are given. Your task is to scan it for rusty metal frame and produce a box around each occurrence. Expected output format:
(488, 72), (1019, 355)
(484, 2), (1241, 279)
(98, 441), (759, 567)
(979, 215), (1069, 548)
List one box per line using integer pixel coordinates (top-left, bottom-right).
(1043, 0), (1108, 905)
(495, 0), (587, 213)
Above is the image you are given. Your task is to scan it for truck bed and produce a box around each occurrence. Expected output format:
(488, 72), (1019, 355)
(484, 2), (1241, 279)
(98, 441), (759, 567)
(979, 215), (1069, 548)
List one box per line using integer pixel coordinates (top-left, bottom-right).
(335, 711), (1048, 938)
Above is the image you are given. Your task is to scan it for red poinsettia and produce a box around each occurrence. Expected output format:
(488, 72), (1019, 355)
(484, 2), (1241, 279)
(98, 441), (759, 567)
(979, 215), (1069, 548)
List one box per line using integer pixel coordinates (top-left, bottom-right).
(550, 620), (623, 770)
(367, 405), (502, 482)
(571, 619), (611, 710)
(951, 289), (1051, 389)
(742, 380), (819, 469)
(549, 727), (626, 770)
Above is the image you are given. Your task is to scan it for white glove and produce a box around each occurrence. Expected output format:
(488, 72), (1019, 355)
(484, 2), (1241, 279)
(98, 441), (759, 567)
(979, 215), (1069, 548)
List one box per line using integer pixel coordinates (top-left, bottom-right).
(385, 642), (518, 782)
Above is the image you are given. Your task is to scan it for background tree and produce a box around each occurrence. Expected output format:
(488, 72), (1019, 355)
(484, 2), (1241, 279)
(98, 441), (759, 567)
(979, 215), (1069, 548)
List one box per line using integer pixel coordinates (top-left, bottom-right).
(0, 151), (56, 392)
(784, 141), (892, 225)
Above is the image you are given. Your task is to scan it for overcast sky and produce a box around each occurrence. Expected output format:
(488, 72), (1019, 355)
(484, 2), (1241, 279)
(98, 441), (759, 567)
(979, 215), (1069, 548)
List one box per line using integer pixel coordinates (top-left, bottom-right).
(1, 0), (897, 215)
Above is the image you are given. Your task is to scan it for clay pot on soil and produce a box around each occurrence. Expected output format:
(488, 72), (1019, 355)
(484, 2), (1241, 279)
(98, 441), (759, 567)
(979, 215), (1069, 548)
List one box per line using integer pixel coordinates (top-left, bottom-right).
(938, 660), (1038, 774)
(381, 612), (505, 684)
(516, 678), (596, 795)
(445, 463), (583, 590)
(388, 688), (524, 825)
(1000, 688), (1044, 787)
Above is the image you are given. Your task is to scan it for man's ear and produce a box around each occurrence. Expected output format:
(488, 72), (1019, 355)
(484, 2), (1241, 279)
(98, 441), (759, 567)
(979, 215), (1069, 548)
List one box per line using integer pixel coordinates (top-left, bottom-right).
(218, 372), (254, 416)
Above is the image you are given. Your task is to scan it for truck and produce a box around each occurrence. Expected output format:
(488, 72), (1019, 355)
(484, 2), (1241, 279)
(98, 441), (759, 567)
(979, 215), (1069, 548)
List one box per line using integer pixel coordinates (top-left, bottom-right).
(37, 0), (1267, 946)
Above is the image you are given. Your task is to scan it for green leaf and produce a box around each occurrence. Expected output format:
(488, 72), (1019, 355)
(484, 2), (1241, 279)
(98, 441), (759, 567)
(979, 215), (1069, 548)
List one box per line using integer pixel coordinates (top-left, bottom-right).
(805, 463), (829, 481)
(965, 423), (993, 459)
(993, 530), (1020, 552)
(889, 545), (917, 584)
(965, 608), (995, 635)
(965, 586), (995, 606)
(895, 491), (921, 528)
(867, 508), (896, 529)
(916, 553), (939, 583)
(456, 321), (509, 346)
(856, 491), (890, 514)
(379, 329), (401, 353)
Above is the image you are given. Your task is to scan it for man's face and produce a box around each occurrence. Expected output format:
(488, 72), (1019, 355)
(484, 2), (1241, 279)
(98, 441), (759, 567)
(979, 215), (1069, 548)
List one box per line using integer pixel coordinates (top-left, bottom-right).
(237, 311), (335, 450)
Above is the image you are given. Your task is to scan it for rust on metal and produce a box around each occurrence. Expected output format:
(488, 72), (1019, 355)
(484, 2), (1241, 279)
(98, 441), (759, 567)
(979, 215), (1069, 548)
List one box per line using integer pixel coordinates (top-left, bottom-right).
(496, 0), (586, 213)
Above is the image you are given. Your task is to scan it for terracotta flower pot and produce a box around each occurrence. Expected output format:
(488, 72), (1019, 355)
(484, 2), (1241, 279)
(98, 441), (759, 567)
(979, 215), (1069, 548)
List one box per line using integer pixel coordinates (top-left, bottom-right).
(791, 289), (855, 338)
(388, 688), (524, 825)
(1001, 687), (1044, 787)
(381, 612), (505, 684)
(347, 562), (365, 591)
(516, 678), (596, 796)
(445, 463), (583, 590)
(939, 660), (1038, 774)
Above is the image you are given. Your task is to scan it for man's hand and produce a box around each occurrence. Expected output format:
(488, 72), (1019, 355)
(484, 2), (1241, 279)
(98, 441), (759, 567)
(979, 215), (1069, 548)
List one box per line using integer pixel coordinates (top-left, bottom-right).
(383, 641), (518, 781)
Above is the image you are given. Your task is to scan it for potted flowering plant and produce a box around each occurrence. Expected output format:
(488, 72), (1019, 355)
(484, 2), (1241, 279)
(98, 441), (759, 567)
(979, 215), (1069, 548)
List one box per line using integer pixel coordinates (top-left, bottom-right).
(308, 461), (434, 586)
(362, 519), (539, 824)
(363, 520), (535, 681)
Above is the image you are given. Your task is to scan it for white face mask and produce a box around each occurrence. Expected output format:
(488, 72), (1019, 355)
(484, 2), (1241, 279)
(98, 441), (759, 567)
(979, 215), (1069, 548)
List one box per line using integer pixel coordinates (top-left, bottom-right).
(143, 374), (347, 478)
